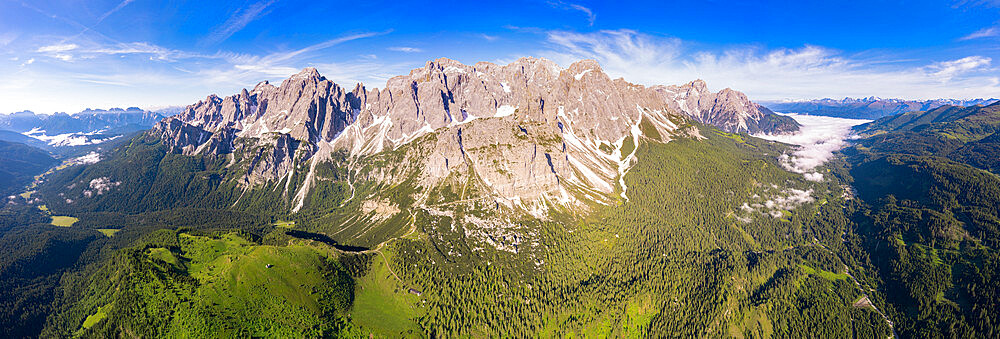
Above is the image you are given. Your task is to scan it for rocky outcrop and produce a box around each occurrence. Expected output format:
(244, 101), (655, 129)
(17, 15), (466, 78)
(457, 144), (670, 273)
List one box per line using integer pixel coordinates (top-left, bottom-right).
(153, 117), (211, 154)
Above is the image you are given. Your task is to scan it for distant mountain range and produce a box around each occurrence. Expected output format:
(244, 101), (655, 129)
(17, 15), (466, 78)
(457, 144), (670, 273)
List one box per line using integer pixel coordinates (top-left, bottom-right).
(762, 97), (999, 119)
(0, 107), (165, 154)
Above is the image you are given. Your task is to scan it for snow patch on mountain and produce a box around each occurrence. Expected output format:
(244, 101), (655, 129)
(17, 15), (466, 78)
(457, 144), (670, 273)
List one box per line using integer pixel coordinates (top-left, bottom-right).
(494, 105), (516, 117)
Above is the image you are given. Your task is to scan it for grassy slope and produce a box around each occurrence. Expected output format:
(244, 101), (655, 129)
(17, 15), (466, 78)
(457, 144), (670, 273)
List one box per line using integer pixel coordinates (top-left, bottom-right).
(49, 231), (359, 338)
(351, 251), (424, 337)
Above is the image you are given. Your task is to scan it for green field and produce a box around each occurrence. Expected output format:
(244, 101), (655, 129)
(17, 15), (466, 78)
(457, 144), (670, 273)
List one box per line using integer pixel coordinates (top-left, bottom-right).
(351, 251), (423, 337)
(50, 216), (78, 227)
(80, 306), (108, 330)
(272, 220), (296, 228)
(96, 229), (120, 237)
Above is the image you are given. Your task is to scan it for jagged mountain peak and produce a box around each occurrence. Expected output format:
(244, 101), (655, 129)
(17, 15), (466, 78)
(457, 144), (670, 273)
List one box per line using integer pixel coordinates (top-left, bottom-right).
(567, 58), (602, 71)
(289, 67), (324, 81)
(252, 80), (275, 92)
(686, 79), (708, 90)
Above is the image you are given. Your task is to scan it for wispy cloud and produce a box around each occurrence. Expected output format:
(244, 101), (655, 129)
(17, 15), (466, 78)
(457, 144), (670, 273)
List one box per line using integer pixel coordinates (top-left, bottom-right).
(569, 4), (596, 26)
(16, 1), (120, 45)
(200, 0), (279, 46)
(960, 26), (999, 40)
(0, 32), (19, 47)
(953, 0), (1000, 8)
(388, 46), (422, 53)
(541, 29), (1000, 100)
(197, 31), (390, 86)
(37, 43), (79, 53)
(36, 43), (80, 61)
(481, 34), (499, 41)
(69, 0), (135, 40)
(258, 31), (387, 64)
(96, 0), (135, 24)
(33, 39), (211, 63)
(88, 42), (204, 61)
(547, 1), (596, 26)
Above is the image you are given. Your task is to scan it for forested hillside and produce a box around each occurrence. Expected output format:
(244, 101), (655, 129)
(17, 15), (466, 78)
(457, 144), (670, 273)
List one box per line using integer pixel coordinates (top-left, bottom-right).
(0, 140), (58, 197)
(842, 102), (1000, 337)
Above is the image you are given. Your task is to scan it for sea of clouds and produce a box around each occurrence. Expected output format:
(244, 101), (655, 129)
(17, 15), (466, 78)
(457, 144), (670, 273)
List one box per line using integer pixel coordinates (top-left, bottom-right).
(754, 113), (871, 182)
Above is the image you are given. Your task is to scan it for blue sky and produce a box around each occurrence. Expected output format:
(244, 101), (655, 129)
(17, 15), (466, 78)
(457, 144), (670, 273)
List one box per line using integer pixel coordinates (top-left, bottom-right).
(1, 0), (998, 113)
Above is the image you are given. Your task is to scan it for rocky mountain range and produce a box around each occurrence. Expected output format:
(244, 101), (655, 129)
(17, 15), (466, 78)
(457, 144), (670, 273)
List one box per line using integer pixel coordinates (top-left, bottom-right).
(763, 97), (999, 119)
(153, 57), (797, 214)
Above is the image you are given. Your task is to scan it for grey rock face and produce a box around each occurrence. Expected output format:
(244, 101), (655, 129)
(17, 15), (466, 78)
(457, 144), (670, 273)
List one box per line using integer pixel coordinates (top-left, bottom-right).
(153, 57), (783, 214)
(654, 80), (800, 134)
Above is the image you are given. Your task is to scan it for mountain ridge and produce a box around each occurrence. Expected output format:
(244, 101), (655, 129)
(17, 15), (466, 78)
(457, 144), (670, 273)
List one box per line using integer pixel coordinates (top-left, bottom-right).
(151, 57), (798, 215)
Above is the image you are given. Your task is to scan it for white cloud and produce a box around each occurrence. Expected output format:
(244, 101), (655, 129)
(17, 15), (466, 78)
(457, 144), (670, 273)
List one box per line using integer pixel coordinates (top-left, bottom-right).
(754, 113), (870, 179)
(803, 172), (824, 182)
(960, 27), (999, 40)
(541, 29), (1000, 100)
(21, 58), (35, 67)
(927, 56), (992, 78)
(388, 46), (423, 53)
(200, 0), (279, 46)
(481, 34), (499, 41)
(37, 43), (79, 53)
